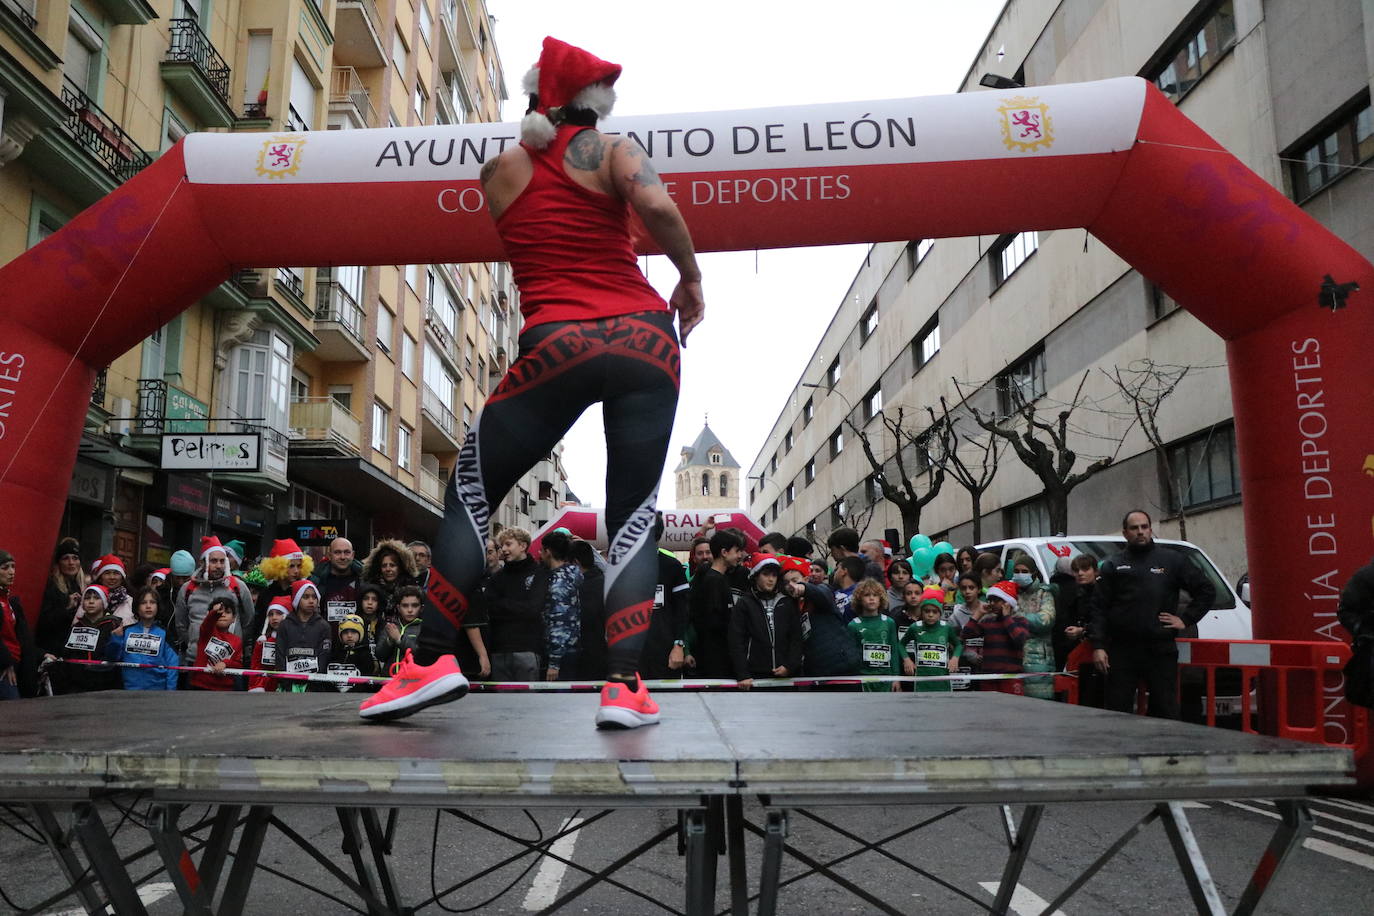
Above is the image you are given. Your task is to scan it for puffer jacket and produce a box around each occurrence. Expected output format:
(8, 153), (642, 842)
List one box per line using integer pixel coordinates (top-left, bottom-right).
(1018, 583), (1057, 699)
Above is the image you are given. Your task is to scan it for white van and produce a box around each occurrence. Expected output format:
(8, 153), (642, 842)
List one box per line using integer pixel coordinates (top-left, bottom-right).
(974, 536), (1252, 640)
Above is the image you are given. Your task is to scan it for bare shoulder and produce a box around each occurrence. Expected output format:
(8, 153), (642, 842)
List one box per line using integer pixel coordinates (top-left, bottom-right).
(480, 145), (525, 183)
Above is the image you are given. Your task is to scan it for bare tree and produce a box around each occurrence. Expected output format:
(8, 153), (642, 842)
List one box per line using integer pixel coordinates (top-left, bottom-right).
(1103, 360), (1193, 538)
(846, 406), (950, 543)
(958, 371), (1123, 536)
(939, 396), (1002, 544)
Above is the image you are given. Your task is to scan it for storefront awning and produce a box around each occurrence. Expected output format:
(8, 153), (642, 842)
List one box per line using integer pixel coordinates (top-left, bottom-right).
(288, 457), (442, 540)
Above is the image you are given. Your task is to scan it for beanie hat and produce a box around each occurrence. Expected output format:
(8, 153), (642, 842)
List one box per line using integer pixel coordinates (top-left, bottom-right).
(748, 554), (781, 577)
(290, 578), (320, 611)
(83, 584), (110, 608)
(0, 548), (12, 567)
(53, 540), (81, 563)
(93, 555), (126, 580)
(150, 568), (169, 583)
(269, 538), (304, 560)
(224, 539), (247, 564)
(520, 36), (621, 149)
(199, 536), (227, 562)
(986, 580), (1019, 609)
(169, 550), (196, 576)
(919, 586), (946, 609)
(266, 595), (291, 617)
(339, 614), (365, 638)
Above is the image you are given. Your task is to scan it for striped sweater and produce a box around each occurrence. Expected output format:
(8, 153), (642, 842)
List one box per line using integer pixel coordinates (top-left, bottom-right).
(960, 612), (1029, 673)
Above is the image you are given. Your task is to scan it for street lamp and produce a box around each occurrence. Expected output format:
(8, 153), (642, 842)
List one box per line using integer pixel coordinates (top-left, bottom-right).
(979, 73), (1023, 90)
(801, 380), (857, 418)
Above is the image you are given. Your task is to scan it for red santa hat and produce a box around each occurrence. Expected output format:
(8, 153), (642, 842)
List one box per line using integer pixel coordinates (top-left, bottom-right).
(881, 540), (893, 557)
(520, 36), (621, 149)
(919, 586), (946, 609)
(290, 578), (320, 611)
(150, 568), (170, 583)
(269, 538), (304, 560)
(985, 580), (1019, 609)
(266, 595), (292, 617)
(199, 535), (228, 562)
(92, 555), (125, 580)
(83, 583), (110, 608)
(779, 555), (811, 577)
(747, 554), (782, 577)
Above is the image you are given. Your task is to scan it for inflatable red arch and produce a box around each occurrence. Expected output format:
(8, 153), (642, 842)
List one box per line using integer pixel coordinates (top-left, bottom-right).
(2, 76), (1371, 659)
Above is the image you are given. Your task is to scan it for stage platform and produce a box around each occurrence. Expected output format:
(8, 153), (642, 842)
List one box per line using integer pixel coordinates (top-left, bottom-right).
(0, 691), (1354, 915)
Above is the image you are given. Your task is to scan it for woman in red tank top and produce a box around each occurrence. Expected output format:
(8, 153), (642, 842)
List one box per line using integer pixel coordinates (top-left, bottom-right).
(360, 37), (703, 730)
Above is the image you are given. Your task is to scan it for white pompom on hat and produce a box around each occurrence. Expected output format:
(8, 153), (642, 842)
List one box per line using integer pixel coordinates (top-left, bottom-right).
(520, 36), (621, 150)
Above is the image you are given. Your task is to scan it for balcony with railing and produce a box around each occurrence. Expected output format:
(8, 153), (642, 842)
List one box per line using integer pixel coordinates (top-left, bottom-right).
(420, 386), (461, 452)
(329, 66), (377, 129)
(285, 103), (312, 132)
(161, 17), (235, 127)
(418, 465), (444, 507)
(58, 76), (154, 184)
(231, 267), (312, 323)
(314, 272), (370, 362)
(334, 0), (386, 69)
(424, 306), (462, 370)
(289, 397), (362, 456)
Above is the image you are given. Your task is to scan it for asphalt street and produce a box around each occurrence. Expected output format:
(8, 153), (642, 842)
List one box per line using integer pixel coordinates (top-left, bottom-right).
(3, 792), (1372, 914)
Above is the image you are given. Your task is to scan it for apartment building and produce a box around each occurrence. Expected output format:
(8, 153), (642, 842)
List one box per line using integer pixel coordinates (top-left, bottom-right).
(747, 0), (1374, 581)
(0, 0), (566, 567)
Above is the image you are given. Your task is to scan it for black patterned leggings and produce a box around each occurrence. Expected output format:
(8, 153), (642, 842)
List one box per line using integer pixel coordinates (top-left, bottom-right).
(420, 310), (680, 678)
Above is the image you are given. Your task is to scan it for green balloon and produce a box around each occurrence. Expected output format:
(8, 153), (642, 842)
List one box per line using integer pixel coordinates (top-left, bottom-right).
(933, 541), (954, 557)
(910, 546), (936, 577)
(909, 534), (932, 553)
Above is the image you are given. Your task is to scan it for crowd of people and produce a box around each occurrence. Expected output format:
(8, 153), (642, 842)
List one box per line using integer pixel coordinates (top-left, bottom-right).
(0, 508), (1210, 714)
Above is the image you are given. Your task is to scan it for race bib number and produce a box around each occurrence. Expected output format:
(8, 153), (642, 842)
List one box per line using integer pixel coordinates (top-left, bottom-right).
(916, 642), (947, 666)
(204, 637), (234, 664)
(950, 670), (972, 690)
(326, 600), (353, 623)
(862, 643), (890, 666)
(66, 627), (99, 652)
(260, 642), (277, 667)
(125, 633), (162, 657)
(287, 656), (319, 674)
(654, 584), (665, 609)
(328, 663), (360, 692)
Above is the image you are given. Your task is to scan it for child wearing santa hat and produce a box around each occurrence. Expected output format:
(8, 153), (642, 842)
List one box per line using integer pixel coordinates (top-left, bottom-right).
(275, 579), (331, 692)
(248, 596), (291, 692)
(959, 580), (1030, 695)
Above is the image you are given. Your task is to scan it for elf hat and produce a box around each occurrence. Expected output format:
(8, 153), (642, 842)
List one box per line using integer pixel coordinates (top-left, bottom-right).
(290, 578), (320, 611)
(150, 568), (170, 583)
(93, 555), (125, 580)
(919, 586), (946, 609)
(520, 36), (621, 149)
(269, 538), (304, 560)
(83, 584), (110, 608)
(223, 539), (247, 564)
(986, 580), (1019, 609)
(748, 554), (782, 577)
(266, 596), (292, 617)
(339, 614), (365, 638)
(199, 536), (227, 562)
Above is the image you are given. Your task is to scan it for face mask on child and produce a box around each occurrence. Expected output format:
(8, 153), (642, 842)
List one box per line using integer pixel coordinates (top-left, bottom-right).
(1011, 572), (1033, 587)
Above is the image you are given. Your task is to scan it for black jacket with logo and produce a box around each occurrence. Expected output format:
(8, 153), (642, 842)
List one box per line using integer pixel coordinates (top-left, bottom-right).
(484, 557), (548, 655)
(728, 589), (804, 680)
(1089, 543), (1216, 648)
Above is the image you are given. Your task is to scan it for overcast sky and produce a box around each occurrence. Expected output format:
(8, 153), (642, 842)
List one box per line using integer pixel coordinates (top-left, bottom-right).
(484, 1), (1007, 510)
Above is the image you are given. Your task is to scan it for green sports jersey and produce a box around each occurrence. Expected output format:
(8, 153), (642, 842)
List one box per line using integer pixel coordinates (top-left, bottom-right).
(847, 614), (906, 692)
(901, 620), (962, 693)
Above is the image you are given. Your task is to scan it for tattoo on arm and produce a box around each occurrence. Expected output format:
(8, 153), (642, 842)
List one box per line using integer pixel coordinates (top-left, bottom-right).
(479, 157), (499, 183)
(631, 155), (663, 188)
(564, 130), (605, 171)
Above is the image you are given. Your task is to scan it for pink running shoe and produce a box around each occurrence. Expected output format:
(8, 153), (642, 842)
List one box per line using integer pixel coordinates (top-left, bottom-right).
(359, 650), (469, 722)
(594, 675), (660, 729)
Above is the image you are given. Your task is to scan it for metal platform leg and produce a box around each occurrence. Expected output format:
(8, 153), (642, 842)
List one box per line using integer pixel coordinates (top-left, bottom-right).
(683, 808), (715, 916)
(72, 801), (148, 916)
(146, 803), (213, 915)
(725, 795), (748, 915)
(337, 807), (387, 916)
(1158, 802), (1226, 915)
(360, 808), (406, 915)
(218, 805), (271, 916)
(757, 810), (788, 916)
(30, 803), (107, 915)
(990, 805), (1044, 916)
(1233, 800), (1314, 916)
(198, 804), (242, 901)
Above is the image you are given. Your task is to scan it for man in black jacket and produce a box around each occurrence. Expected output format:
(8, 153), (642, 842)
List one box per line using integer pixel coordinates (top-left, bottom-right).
(1090, 510), (1216, 718)
(484, 528), (548, 681)
(689, 529), (744, 678)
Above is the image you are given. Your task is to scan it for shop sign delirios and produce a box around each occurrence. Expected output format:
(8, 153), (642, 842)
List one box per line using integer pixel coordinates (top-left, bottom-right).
(161, 433), (261, 471)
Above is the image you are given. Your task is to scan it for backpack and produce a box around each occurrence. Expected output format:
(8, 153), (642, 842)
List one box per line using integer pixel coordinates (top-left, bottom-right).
(1345, 636), (1374, 710)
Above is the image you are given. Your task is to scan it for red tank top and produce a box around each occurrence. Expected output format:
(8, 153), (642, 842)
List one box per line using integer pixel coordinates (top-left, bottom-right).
(496, 126), (668, 328)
